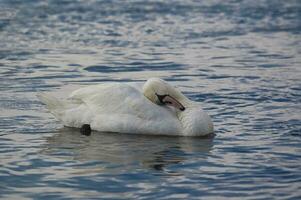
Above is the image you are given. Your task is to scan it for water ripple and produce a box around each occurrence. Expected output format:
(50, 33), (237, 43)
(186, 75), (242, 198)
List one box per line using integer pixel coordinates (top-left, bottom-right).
(0, 0), (301, 199)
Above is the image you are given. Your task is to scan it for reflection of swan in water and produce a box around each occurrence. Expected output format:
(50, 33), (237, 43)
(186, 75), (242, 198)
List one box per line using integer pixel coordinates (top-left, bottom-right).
(42, 128), (214, 173)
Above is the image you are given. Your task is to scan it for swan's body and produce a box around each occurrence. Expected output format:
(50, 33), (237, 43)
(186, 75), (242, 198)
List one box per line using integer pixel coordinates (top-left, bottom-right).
(38, 78), (213, 136)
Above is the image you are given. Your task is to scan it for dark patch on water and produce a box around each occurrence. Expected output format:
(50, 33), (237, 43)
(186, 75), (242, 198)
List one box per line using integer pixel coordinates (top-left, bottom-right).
(85, 62), (184, 73)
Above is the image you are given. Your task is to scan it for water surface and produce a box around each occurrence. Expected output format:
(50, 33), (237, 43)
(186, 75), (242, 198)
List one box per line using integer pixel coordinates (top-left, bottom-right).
(0, 0), (301, 199)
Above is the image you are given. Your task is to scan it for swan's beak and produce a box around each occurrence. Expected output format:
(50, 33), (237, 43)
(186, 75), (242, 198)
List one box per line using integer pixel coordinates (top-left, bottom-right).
(156, 94), (185, 111)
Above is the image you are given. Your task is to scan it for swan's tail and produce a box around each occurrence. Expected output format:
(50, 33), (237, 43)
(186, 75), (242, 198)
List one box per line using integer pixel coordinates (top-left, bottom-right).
(37, 92), (66, 119)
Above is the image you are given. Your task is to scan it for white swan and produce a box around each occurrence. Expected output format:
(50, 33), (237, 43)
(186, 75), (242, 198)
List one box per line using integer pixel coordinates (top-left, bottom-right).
(38, 78), (214, 136)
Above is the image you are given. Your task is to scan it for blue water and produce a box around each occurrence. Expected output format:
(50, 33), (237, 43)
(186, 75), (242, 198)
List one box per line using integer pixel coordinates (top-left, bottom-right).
(1, 0), (301, 199)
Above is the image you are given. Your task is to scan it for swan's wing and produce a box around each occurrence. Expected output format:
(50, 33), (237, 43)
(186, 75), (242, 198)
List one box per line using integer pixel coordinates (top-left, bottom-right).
(68, 83), (115, 102)
(67, 83), (149, 116)
(68, 82), (144, 103)
(79, 83), (156, 117)
(64, 83), (182, 135)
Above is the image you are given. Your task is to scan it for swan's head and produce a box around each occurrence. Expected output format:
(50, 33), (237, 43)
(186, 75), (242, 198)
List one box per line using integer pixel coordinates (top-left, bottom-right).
(143, 78), (214, 136)
(143, 78), (187, 111)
